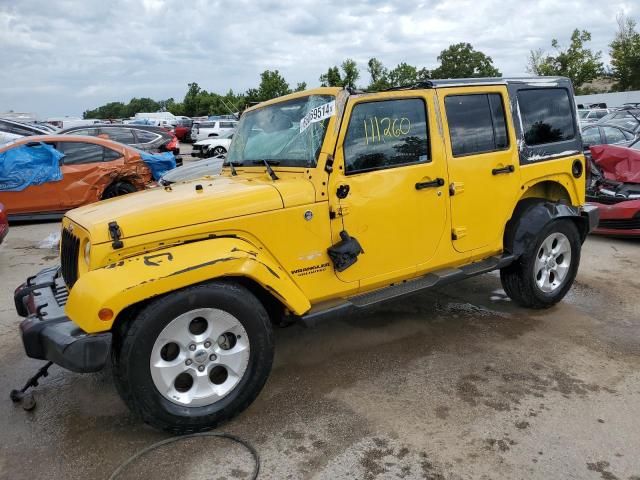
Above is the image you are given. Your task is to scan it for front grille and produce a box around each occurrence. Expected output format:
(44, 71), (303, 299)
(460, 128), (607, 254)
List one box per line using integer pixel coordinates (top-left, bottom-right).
(60, 228), (80, 288)
(598, 215), (640, 230)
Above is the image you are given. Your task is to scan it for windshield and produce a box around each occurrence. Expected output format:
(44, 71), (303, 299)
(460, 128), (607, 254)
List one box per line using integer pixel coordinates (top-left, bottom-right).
(227, 94), (334, 167)
(578, 111), (589, 119)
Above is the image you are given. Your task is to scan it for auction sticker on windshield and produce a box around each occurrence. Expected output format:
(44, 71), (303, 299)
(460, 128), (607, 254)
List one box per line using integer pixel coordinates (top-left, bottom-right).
(300, 100), (336, 133)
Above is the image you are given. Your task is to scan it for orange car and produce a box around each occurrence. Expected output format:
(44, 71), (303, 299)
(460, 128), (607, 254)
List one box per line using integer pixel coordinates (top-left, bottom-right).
(0, 135), (154, 220)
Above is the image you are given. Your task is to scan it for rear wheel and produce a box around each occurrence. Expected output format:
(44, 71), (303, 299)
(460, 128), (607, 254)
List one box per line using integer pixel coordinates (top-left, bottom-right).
(112, 281), (274, 433)
(102, 181), (137, 199)
(500, 220), (581, 309)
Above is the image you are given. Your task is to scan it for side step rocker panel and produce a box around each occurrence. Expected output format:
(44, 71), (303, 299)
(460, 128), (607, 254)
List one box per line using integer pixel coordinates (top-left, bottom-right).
(301, 254), (515, 327)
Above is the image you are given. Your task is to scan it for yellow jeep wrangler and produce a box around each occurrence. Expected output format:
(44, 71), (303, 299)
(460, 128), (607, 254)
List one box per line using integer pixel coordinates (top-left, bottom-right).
(14, 77), (598, 432)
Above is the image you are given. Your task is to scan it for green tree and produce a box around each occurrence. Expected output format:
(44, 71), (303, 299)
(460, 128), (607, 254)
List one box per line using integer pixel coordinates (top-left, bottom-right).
(246, 70), (291, 103)
(527, 29), (603, 90)
(388, 62), (421, 86)
(319, 66), (342, 87)
(610, 15), (640, 91)
(182, 82), (202, 117)
(295, 81), (307, 92)
(367, 57), (390, 90)
(431, 42), (501, 78)
(340, 58), (360, 89)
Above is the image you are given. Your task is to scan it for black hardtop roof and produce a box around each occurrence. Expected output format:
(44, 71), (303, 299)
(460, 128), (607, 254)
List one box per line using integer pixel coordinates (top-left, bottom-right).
(427, 76), (571, 88)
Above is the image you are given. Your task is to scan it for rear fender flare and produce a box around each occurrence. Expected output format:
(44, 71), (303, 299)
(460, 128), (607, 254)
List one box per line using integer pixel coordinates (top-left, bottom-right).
(504, 199), (589, 258)
(65, 237), (310, 333)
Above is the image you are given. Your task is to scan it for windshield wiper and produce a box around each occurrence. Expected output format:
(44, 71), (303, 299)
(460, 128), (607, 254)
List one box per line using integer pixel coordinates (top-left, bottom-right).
(223, 160), (241, 176)
(252, 160), (279, 181)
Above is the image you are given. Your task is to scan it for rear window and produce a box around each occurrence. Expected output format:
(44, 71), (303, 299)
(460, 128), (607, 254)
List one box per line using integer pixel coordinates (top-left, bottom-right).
(518, 88), (576, 145)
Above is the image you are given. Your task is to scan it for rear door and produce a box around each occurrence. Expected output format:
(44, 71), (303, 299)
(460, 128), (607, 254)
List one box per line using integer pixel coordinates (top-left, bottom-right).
(437, 86), (520, 253)
(55, 141), (122, 208)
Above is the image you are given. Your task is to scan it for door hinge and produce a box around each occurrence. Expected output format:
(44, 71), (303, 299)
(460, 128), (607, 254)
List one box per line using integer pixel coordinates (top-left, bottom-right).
(330, 205), (350, 218)
(451, 227), (467, 241)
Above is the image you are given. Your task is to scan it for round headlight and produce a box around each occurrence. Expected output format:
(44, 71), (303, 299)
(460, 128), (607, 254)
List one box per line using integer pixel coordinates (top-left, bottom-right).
(84, 241), (91, 265)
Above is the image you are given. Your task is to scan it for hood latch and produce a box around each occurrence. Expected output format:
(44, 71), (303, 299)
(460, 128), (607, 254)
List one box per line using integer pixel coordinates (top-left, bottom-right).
(108, 221), (124, 249)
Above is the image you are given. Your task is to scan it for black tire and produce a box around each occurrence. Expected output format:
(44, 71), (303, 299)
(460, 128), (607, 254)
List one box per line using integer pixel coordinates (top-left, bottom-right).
(209, 146), (227, 157)
(112, 281), (274, 434)
(102, 181), (137, 199)
(500, 219), (581, 309)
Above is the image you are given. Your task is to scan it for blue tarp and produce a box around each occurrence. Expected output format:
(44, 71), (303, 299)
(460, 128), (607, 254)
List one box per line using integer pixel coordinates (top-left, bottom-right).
(0, 143), (63, 192)
(139, 151), (176, 181)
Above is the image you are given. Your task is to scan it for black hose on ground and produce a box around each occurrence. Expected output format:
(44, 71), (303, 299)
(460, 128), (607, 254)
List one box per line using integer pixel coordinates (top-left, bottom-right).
(108, 432), (260, 480)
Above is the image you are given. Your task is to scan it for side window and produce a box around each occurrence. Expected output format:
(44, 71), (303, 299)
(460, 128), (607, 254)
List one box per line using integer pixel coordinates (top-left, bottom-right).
(103, 128), (135, 144)
(134, 130), (160, 143)
(57, 142), (105, 164)
(103, 148), (122, 161)
(603, 126), (626, 144)
(594, 110), (608, 119)
(518, 88), (575, 145)
(220, 122), (236, 129)
(581, 127), (602, 146)
(444, 93), (509, 156)
(343, 98), (429, 174)
(69, 128), (97, 136)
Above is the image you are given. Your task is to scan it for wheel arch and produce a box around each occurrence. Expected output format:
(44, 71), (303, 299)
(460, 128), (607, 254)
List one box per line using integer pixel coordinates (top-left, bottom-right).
(503, 198), (589, 258)
(66, 237), (311, 334)
(519, 180), (573, 204)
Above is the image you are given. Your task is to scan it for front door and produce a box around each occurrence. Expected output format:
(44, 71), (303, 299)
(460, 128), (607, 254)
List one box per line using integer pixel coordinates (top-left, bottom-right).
(437, 87), (520, 253)
(329, 91), (448, 288)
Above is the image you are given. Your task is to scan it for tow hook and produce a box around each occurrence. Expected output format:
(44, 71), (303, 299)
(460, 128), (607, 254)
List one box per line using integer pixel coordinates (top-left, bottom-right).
(9, 361), (53, 411)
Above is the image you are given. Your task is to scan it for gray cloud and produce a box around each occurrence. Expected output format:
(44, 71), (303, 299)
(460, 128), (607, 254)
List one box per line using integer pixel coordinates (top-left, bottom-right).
(0, 0), (637, 118)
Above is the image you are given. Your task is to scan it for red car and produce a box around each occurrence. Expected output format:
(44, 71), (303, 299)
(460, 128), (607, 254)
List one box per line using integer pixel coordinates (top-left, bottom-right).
(587, 143), (640, 237)
(0, 203), (8, 244)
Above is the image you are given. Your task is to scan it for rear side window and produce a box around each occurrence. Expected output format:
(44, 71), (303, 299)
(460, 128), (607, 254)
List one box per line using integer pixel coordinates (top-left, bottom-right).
(343, 98), (429, 173)
(103, 128), (135, 144)
(219, 122), (236, 128)
(445, 93), (509, 156)
(57, 142), (105, 164)
(69, 128), (97, 136)
(134, 130), (160, 143)
(581, 127), (602, 146)
(103, 148), (122, 161)
(518, 88), (575, 145)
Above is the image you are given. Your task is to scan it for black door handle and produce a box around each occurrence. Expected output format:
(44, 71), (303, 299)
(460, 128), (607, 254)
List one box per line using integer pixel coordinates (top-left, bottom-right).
(415, 178), (445, 190)
(492, 165), (515, 175)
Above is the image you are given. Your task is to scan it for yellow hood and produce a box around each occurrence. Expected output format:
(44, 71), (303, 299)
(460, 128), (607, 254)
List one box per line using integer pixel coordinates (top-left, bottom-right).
(67, 175), (315, 245)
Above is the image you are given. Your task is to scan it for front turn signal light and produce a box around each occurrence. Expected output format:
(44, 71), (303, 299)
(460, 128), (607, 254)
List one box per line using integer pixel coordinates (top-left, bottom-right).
(98, 308), (114, 321)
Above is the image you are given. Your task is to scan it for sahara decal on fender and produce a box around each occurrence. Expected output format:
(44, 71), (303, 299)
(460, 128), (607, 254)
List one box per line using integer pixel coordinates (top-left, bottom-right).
(290, 262), (331, 277)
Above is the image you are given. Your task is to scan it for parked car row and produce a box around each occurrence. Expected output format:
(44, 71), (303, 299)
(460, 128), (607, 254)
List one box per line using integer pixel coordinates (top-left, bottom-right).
(0, 134), (176, 221)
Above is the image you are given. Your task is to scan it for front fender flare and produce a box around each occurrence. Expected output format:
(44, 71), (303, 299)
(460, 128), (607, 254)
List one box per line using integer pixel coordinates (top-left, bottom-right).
(65, 238), (311, 333)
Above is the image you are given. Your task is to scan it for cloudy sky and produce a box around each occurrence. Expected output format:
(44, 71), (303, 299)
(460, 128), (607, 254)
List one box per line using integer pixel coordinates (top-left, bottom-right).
(1, 0), (638, 118)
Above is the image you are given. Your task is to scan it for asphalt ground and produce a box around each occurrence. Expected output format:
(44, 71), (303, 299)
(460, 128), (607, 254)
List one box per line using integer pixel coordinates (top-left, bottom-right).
(0, 221), (638, 479)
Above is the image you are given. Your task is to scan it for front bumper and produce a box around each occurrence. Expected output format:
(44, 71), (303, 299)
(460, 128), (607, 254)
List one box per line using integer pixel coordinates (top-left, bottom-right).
(14, 266), (111, 373)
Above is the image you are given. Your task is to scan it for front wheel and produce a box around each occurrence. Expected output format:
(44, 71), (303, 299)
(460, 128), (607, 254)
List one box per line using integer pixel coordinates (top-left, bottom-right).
(209, 146), (227, 157)
(112, 281), (274, 433)
(500, 220), (581, 309)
